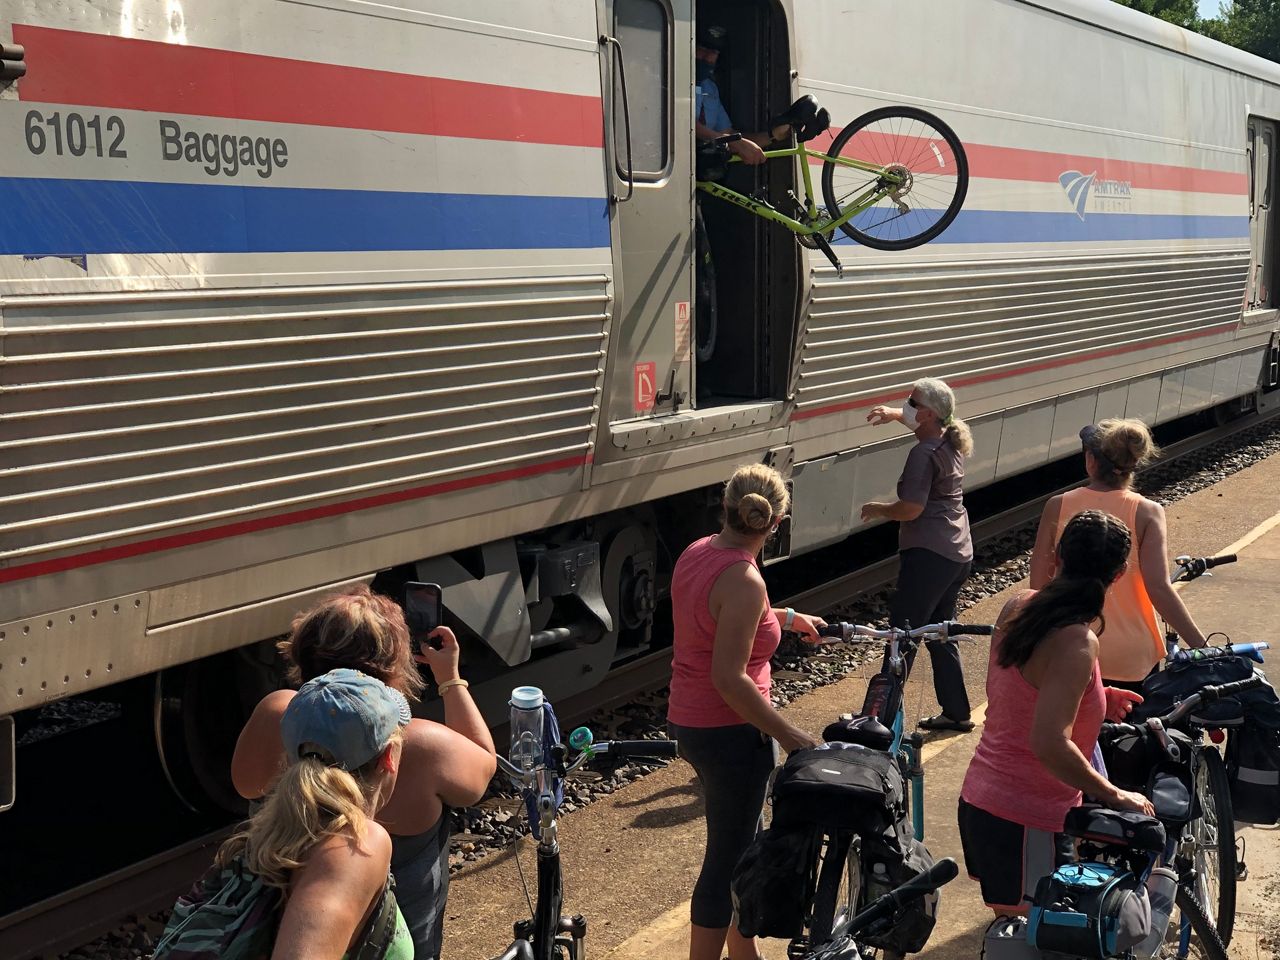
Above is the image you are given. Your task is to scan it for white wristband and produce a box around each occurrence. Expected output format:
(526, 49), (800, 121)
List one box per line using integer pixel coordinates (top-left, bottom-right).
(783, 608), (795, 630)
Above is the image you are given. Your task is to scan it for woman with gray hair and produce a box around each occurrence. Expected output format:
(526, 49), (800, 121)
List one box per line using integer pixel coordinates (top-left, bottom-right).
(860, 377), (976, 731)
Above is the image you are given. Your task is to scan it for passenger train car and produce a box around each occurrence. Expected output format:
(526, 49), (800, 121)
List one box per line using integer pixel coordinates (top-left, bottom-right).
(2, 0), (1277, 812)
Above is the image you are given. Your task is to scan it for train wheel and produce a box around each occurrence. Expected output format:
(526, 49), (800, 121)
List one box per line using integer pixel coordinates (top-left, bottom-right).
(154, 643), (279, 815)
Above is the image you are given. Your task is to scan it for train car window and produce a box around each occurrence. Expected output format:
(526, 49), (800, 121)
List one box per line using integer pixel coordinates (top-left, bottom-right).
(614, 0), (671, 179)
(1249, 117), (1278, 309)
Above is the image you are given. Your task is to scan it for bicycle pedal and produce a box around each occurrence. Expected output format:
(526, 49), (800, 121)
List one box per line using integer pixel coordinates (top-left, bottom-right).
(1238, 862), (1249, 881)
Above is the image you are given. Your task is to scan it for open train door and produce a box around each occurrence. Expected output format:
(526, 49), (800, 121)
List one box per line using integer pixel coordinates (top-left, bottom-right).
(596, 0), (799, 468)
(598, 0), (696, 428)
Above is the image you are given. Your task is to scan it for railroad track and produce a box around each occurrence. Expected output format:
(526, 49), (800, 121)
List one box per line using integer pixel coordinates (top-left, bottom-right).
(9, 404), (1278, 960)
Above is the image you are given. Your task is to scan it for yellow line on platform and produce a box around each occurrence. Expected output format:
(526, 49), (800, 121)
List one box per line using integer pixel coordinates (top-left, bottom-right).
(1213, 502), (1280, 558)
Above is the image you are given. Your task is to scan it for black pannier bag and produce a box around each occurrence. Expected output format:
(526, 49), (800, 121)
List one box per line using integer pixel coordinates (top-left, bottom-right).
(1228, 719), (1280, 825)
(1099, 727), (1195, 826)
(1027, 862), (1151, 959)
(857, 833), (940, 955)
(1135, 656), (1280, 729)
(770, 742), (906, 838)
(731, 824), (821, 939)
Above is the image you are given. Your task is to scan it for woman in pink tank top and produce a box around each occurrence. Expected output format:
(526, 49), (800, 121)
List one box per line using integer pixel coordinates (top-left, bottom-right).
(959, 510), (1155, 914)
(1030, 419), (1207, 685)
(667, 463), (827, 960)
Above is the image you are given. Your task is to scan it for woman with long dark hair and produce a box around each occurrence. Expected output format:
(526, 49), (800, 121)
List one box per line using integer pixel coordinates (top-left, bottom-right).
(958, 510), (1154, 915)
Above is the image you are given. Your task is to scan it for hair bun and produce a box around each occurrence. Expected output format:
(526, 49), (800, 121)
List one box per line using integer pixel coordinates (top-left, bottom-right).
(738, 492), (774, 531)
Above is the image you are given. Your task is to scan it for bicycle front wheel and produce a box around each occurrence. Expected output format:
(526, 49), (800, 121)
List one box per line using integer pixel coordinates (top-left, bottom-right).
(1157, 885), (1230, 960)
(821, 106), (968, 251)
(1192, 745), (1236, 944)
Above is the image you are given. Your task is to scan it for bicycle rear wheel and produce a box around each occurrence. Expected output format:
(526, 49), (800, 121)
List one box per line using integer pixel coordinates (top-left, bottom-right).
(1192, 745), (1236, 944)
(820, 106), (968, 251)
(1157, 885), (1229, 960)
(807, 832), (859, 946)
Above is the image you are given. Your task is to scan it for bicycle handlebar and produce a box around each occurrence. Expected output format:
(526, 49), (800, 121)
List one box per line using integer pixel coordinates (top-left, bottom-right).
(496, 738), (679, 785)
(848, 857), (959, 934)
(1168, 641), (1269, 665)
(1103, 676), (1264, 740)
(816, 620), (994, 642)
(1171, 553), (1237, 583)
(590, 740), (679, 760)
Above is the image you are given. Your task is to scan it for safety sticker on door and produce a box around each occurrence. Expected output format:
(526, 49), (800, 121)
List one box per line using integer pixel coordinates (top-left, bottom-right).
(674, 300), (691, 362)
(634, 361), (656, 411)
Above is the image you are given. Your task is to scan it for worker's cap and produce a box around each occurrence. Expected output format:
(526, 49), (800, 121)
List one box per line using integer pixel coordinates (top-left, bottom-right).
(697, 24), (728, 52)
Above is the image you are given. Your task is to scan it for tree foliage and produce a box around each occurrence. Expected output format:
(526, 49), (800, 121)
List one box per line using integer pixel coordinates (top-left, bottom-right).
(1111, 0), (1202, 29)
(1112, 0), (1280, 62)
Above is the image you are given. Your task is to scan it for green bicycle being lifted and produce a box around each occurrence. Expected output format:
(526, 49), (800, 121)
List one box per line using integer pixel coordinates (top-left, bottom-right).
(696, 100), (970, 275)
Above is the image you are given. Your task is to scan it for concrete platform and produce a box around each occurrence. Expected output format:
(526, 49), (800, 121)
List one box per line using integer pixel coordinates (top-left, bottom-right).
(603, 513), (1280, 960)
(444, 449), (1280, 960)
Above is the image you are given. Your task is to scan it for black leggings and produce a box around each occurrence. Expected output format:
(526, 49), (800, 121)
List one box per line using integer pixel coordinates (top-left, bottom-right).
(888, 548), (973, 722)
(668, 721), (777, 928)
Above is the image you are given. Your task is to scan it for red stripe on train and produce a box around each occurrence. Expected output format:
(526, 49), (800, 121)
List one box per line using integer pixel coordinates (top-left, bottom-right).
(808, 129), (1247, 196)
(0, 454), (588, 585)
(791, 322), (1240, 422)
(12, 25), (604, 148)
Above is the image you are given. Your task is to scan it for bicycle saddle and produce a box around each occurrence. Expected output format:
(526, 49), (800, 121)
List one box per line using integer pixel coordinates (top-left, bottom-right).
(823, 714), (895, 752)
(770, 95), (831, 143)
(1062, 805), (1166, 853)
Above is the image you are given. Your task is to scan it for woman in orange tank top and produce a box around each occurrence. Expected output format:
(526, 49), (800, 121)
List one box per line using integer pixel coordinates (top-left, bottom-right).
(1029, 418), (1207, 686)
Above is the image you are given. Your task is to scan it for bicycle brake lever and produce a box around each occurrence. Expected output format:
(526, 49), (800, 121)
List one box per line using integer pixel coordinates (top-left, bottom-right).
(1149, 719), (1180, 762)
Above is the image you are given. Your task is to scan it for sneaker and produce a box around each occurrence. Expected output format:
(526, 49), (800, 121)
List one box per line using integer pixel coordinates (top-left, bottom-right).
(918, 714), (975, 733)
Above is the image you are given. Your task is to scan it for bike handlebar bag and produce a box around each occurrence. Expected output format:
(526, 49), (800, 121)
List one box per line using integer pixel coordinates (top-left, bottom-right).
(1028, 862), (1151, 960)
(730, 824), (821, 939)
(770, 742), (906, 837)
(1228, 719), (1280, 825)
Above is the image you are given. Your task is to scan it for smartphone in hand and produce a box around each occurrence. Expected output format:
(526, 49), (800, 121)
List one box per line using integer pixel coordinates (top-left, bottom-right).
(404, 582), (443, 648)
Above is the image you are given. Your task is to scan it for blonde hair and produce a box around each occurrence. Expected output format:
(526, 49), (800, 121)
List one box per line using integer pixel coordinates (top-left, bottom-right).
(913, 377), (973, 457)
(279, 585), (424, 699)
(1090, 418), (1160, 487)
(723, 463), (790, 535)
(217, 731), (402, 889)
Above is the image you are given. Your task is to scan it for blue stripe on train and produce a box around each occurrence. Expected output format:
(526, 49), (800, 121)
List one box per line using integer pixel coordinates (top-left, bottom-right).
(836, 208), (1249, 245)
(0, 177), (611, 254)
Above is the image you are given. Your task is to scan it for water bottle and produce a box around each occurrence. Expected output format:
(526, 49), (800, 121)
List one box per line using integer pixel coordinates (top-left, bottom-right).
(1133, 867), (1177, 958)
(1168, 642), (1268, 664)
(860, 672), (901, 723)
(509, 686), (546, 772)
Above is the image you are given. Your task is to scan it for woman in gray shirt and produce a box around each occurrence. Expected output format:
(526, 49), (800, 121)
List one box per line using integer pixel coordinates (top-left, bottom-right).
(860, 377), (976, 732)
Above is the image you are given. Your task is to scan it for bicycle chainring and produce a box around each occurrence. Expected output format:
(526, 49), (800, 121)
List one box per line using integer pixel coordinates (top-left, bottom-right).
(797, 216), (836, 249)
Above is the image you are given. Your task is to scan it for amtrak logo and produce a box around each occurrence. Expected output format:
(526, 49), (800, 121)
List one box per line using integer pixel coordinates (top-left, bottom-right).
(1059, 170), (1133, 220)
(1059, 170), (1097, 220)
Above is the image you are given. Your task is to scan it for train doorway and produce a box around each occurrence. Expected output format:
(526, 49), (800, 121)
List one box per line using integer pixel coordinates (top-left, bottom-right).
(694, 0), (800, 406)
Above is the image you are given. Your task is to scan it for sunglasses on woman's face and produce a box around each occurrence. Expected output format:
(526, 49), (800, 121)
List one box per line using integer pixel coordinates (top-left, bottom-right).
(906, 397), (920, 408)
